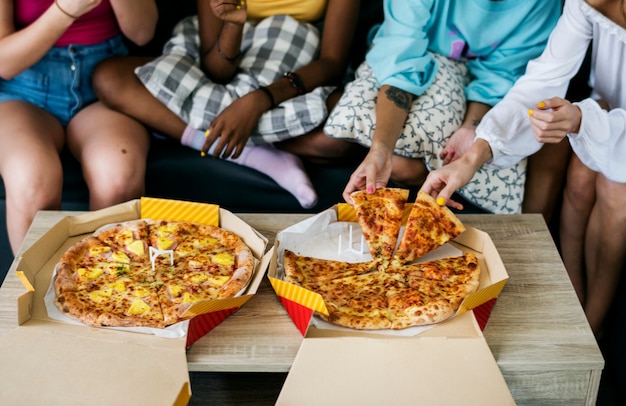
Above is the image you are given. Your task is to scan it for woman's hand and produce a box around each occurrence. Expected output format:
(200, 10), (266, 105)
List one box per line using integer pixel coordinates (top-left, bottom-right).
(529, 97), (582, 143)
(201, 91), (264, 159)
(342, 146), (393, 204)
(209, 0), (247, 25)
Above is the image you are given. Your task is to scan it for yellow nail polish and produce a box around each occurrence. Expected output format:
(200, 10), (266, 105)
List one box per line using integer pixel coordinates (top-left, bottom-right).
(528, 109), (533, 116)
(200, 151), (206, 157)
(204, 129), (210, 138)
(536, 101), (546, 108)
(437, 197), (445, 206)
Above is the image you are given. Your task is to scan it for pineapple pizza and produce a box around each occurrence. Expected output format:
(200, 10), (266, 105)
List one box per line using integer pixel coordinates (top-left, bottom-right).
(53, 219), (254, 328)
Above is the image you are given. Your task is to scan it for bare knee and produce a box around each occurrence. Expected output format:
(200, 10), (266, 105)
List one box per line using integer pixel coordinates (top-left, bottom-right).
(390, 156), (427, 187)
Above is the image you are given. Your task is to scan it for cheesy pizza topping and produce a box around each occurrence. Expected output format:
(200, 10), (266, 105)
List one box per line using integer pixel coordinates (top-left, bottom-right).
(54, 220), (254, 329)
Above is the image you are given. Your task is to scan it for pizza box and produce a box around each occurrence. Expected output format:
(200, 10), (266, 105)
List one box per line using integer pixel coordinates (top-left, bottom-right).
(268, 205), (513, 405)
(0, 197), (271, 405)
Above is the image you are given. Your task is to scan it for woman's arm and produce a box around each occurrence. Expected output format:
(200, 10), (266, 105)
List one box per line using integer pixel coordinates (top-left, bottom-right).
(343, 85), (412, 202)
(198, 0), (245, 83)
(0, 0), (102, 79)
(110, 0), (157, 46)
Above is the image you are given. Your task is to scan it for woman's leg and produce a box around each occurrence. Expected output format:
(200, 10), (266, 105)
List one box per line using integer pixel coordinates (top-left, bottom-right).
(559, 155), (596, 305)
(277, 89), (368, 164)
(582, 175), (626, 336)
(523, 139), (571, 224)
(93, 56), (188, 139)
(67, 102), (151, 210)
(0, 101), (65, 254)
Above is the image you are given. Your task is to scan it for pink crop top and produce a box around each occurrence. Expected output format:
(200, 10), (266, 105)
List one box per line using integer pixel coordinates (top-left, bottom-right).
(15, 0), (120, 47)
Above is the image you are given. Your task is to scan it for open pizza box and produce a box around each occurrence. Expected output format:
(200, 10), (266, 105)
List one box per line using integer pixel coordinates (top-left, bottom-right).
(268, 204), (514, 405)
(0, 197), (271, 405)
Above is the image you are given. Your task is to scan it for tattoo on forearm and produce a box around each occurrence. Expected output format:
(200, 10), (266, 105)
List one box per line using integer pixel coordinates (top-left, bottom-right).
(385, 87), (411, 112)
(471, 119), (480, 127)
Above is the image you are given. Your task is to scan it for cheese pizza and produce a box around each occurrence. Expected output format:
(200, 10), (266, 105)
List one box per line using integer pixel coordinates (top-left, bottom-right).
(283, 249), (480, 330)
(54, 219), (255, 328)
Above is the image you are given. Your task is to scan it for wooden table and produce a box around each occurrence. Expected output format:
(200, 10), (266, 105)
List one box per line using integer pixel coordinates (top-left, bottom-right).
(0, 211), (604, 406)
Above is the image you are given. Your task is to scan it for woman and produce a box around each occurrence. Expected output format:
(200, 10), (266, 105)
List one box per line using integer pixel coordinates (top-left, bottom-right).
(94, 0), (360, 209)
(422, 0), (626, 336)
(0, 0), (158, 254)
(313, 0), (562, 215)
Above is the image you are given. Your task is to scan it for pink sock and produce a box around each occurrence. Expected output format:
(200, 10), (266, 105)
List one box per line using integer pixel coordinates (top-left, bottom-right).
(228, 145), (318, 209)
(180, 126), (206, 150)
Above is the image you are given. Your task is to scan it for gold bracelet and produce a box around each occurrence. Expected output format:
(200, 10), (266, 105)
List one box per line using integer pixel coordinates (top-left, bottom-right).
(55, 0), (78, 19)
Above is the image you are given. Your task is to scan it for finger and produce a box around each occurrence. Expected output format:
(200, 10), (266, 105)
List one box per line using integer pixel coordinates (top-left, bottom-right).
(365, 165), (377, 194)
(200, 129), (212, 157)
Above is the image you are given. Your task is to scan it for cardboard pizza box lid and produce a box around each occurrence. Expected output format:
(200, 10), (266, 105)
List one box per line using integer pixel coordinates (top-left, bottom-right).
(277, 320), (515, 405)
(0, 197), (270, 404)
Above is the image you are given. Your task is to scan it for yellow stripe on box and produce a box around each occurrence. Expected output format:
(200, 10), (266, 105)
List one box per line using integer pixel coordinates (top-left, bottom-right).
(269, 277), (328, 316)
(140, 197), (219, 225)
(457, 279), (508, 315)
(182, 295), (251, 318)
(16, 271), (35, 292)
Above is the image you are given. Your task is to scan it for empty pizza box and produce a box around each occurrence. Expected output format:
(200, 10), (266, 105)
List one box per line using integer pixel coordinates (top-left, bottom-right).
(268, 204), (514, 405)
(0, 197), (272, 405)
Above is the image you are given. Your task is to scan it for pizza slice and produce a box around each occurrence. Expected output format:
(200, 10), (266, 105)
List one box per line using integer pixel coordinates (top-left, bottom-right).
(148, 219), (199, 252)
(391, 191), (466, 267)
(55, 236), (154, 294)
(311, 272), (392, 330)
(283, 249), (375, 289)
(350, 187), (409, 271)
(94, 219), (151, 261)
(55, 281), (165, 328)
(385, 253), (481, 328)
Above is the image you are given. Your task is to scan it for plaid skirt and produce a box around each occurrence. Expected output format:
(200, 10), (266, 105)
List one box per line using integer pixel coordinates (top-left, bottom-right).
(135, 14), (334, 144)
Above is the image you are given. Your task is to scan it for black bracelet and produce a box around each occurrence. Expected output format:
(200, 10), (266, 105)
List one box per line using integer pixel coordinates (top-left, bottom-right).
(258, 86), (276, 109)
(283, 71), (306, 95)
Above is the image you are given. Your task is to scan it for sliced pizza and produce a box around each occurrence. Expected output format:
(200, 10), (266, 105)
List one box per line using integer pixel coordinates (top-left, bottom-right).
(54, 219), (255, 329)
(351, 187), (409, 270)
(391, 191), (466, 267)
(283, 249), (375, 289)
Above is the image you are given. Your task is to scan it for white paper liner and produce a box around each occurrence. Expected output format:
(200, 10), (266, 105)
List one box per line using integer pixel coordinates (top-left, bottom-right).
(276, 208), (462, 336)
(44, 218), (256, 338)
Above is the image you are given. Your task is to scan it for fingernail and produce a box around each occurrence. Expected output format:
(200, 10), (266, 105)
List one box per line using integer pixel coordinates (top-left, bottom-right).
(200, 151), (206, 157)
(536, 101), (545, 108)
(527, 109), (533, 116)
(204, 129), (210, 138)
(437, 197), (445, 206)
(366, 186), (374, 193)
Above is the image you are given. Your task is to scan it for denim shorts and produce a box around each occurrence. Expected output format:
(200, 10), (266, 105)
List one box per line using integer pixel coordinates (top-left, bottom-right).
(0, 35), (127, 126)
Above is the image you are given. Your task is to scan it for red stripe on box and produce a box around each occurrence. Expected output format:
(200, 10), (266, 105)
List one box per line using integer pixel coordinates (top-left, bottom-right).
(279, 297), (314, 336)
(186, 307), (240, 349)
(473, 298), (497, 331)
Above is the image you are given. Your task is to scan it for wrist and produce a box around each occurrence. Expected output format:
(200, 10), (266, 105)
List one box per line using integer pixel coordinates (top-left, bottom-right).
(463, 138), (493, 170)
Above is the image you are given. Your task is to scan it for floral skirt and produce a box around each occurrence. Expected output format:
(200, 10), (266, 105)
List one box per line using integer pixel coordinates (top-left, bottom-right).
(324, 56), (526, 214)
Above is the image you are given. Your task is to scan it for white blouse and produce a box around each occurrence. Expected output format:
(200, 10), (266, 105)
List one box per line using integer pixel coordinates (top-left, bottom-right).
(476, 0), (626, 183)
